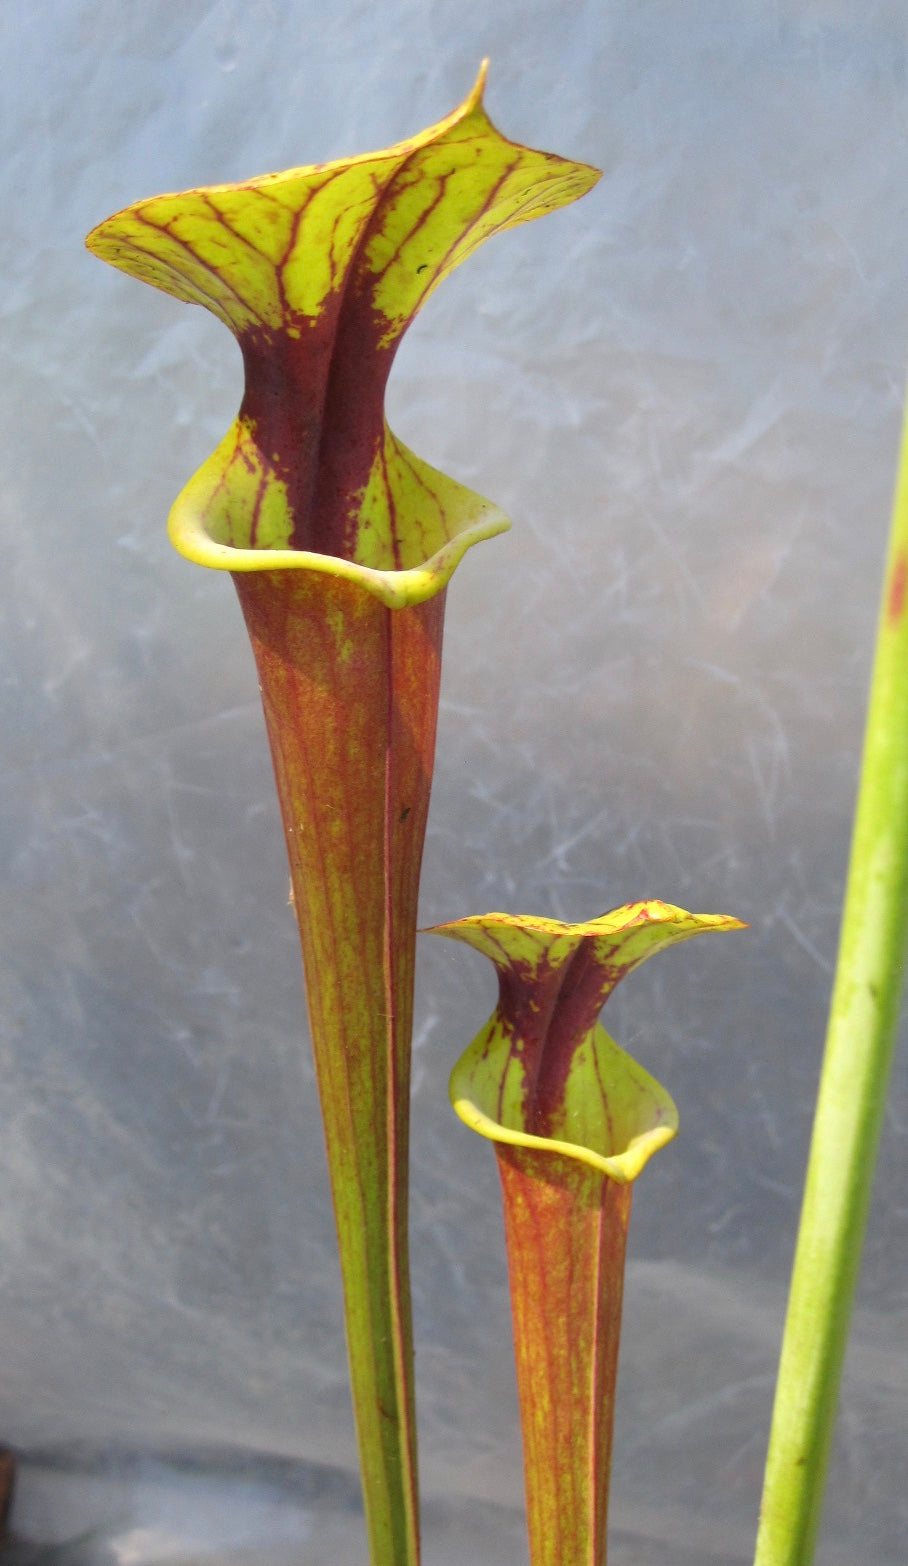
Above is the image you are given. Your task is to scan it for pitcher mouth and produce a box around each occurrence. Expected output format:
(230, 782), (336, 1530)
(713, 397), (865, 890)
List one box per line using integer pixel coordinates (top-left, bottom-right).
(450, 1021), (679, 1186)
(167, 426), (511, 609)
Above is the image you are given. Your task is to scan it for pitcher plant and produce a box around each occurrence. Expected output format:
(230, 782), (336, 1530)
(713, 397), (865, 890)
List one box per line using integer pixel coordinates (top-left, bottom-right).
(431, 900), (743, 1566)
(86, 64), (599, 1566)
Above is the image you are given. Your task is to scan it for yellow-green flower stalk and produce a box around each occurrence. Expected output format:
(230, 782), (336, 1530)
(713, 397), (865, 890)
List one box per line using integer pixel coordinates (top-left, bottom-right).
(430, 900), (743, 1566)
(85, 66), (599, 1566)
(753, 394), (908, 1566)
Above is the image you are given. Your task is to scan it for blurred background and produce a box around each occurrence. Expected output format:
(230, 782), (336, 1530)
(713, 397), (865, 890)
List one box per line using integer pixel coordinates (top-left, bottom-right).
(2, 2), (907, 1561)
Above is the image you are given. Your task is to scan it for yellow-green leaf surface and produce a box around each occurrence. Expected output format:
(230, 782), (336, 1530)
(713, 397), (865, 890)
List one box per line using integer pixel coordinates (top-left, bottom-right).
(432, 900), (744, 1176)
(85, 62), (600, 605)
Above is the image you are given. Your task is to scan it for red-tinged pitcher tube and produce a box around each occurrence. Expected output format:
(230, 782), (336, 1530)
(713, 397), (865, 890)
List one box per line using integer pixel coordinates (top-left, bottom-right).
(235, 569), (444, 1563)
(498, 1147), (632, 1566)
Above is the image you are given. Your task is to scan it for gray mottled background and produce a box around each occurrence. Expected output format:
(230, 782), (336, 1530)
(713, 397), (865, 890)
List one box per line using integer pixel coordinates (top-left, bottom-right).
(2, 1), (907, 1562)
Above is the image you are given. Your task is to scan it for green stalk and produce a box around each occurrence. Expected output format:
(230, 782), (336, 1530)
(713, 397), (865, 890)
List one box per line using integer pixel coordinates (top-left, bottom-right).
(754, 401), (908, 1566)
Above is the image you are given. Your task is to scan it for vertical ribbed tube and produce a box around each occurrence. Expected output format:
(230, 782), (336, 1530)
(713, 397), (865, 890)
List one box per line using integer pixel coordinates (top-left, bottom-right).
(235, 568), (445, 1566)
(498, 1146), (632, 1566)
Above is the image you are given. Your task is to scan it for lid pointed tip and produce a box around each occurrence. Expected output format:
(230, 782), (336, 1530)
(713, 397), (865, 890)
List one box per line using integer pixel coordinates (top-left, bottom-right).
(468, 58), (490, 108)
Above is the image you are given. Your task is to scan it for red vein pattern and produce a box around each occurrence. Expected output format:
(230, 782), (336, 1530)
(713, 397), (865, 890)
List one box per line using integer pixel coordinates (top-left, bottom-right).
(86, 66), (601, 575)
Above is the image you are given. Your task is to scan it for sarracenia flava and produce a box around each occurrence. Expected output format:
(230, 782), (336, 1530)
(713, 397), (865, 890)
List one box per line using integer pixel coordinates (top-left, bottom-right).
(86, 64), (599, 1566)
(431, 900), (744, 1566)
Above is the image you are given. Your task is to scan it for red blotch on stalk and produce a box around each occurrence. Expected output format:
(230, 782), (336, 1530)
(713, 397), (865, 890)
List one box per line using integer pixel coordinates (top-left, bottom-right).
(887, 549), (907, 627)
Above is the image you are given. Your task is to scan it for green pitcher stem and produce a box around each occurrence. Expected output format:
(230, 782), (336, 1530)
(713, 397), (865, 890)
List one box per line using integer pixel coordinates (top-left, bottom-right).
(235, 568), (444, 1566)
(754, 402), (908, 1566)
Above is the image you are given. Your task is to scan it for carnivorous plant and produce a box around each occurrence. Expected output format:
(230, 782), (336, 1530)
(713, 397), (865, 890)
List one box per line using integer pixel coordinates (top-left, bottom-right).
(86, 64), (599, 1566)
(432, 900), (743, 1566)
